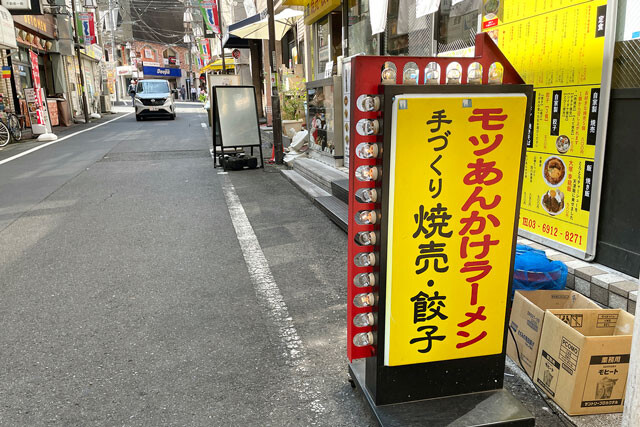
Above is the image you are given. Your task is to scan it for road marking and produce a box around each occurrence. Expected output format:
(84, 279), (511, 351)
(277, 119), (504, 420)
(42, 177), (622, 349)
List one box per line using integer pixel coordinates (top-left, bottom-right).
(200, 122), (206, 128)
(221, 175), (326, 418)
(0, 113), (132, 166)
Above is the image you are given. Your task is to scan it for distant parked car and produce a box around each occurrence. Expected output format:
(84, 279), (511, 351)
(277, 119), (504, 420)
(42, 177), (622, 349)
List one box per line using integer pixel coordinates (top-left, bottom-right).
(134, 80), (177, 121)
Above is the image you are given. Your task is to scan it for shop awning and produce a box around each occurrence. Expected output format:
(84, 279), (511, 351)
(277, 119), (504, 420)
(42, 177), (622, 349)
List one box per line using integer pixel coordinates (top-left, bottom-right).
(200, 58), (235, 73)
(222, 34), (250, 49)
(228, 8), (302, 41)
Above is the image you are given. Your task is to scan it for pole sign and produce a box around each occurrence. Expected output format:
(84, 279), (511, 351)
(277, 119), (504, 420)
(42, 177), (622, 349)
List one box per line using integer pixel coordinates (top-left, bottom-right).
(75, 12), (96, 45)
(345, 36), (535, 407)
(199, 0), (220, 34)
(481, 0), (616, 260)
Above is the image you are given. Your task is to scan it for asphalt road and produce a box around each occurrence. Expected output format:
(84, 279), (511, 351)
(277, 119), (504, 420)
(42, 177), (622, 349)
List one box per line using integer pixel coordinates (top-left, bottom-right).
(0, 103), (375, 426)
(0, 103), (573, 427)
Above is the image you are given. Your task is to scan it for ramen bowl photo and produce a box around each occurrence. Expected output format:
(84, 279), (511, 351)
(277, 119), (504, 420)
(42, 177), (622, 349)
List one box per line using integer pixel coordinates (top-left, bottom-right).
(542, 156), (566, 187)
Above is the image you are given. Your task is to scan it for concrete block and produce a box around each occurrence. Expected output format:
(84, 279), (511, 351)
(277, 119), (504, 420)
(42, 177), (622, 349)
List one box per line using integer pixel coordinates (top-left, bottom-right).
(566, 274), (575, 289)
(548, 253), (575, 262)
(528, 243), (547, 250)
(574, 266), (608, 281)
(565, 260), (590, 274)
(592, 273), (626, 289)
(590, 283), (609, 305)
(609, 280), (639, 298)
(609, 292), (628, 311)
(575, 277), (590, 297)
(629, 300), (636, 315)
(630, 291), (638, 302)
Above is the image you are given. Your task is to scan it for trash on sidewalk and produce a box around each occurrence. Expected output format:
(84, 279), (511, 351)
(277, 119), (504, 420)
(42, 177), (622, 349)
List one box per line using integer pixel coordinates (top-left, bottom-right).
(283, 129), (308, 164)
(534, 308), (634, 415)
(507, 289), (600, 378)
(512, 244), (568, 299)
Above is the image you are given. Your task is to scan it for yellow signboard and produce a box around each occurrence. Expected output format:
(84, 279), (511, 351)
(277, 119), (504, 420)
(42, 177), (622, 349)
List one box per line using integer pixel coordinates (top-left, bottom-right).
(482, 0), (610, 256)
(384, 94), (528, 366)
(304, 0), (340, 25)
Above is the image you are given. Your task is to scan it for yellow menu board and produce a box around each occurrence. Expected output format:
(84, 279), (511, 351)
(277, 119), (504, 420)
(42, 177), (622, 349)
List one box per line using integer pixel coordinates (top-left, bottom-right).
(384, 94), (528, 366)
(482, 0), (612, 258)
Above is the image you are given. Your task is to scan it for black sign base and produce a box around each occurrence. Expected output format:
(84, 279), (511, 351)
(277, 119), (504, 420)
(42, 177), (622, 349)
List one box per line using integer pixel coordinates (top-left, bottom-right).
(349, 359), (534, 427)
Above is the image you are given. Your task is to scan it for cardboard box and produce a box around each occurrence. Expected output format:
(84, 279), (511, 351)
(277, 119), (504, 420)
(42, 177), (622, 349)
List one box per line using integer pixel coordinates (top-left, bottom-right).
(534, 309), (634, 415)
(507, 290), (600, 378)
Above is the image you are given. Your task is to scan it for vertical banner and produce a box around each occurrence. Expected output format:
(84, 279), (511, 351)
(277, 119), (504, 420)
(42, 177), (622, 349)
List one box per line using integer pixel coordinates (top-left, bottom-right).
(383, 93), (528, 366)
(199, 0), (220, 34)
(482, 0), (615, 259)
(199, 38), (211, 63)
(28, 50), (52, 134)
(76, 12), (96, 45)
(29, 51), (44, 128)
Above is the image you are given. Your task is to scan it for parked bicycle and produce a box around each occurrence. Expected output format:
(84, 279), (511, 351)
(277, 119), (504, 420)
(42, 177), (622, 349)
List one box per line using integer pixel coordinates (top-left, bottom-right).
(0, 110), (23, 147)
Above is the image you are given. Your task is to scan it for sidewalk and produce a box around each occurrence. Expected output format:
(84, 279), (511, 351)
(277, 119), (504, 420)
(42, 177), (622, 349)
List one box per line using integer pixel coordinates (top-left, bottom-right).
(0, 110), (129, 163)
(276, 149), (637, 426)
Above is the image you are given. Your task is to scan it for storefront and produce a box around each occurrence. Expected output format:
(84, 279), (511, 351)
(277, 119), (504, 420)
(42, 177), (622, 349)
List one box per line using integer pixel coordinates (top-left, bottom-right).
(141, 64), (182, 89)
(12, 15), (58, 116)
(304, 0), (344, 167)
(0, 7), (17, 115)
(344, 0), (474, 58)
(79, 44), (103, 115)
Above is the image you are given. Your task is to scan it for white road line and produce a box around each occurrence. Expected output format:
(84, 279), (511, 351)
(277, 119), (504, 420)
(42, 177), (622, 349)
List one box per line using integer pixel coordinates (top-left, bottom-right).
(200, 122), (207, 128)
(221, 175), (326, 418)
(0, 113), (132, 166)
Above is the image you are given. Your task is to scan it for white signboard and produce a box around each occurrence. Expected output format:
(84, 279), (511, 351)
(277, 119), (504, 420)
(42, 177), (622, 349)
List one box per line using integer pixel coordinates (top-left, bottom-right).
(0, 5), (16, 50)
(1, 0), (30, 10)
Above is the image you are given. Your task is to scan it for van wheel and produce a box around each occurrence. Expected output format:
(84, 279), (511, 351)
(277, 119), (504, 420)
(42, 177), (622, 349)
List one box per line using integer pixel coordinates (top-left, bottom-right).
(136, 115), (141, 121)
(170, 114), (176, 120)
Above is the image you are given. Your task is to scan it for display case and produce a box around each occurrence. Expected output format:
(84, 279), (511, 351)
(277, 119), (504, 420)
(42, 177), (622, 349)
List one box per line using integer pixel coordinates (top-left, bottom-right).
(306, 76), (343, 167)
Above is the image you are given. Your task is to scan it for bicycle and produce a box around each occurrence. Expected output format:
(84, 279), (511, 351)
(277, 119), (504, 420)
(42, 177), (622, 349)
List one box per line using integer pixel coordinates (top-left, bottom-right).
(0, 110), (23, 147)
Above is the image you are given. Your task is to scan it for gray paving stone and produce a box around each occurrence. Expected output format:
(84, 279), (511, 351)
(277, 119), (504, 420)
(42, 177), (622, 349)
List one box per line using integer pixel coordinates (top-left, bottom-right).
(528, 243), (547, 250)
(548, 253), (575, 262)
(592, 273), (626, 289)
(565, 260), (590, 274)
(590, 283), (609, 305)
(575, 266), (608, 281)
(609, 292), (628, 311)
(566, 274), (575, 289)
(575, 277), (590, 297)
(630, 291), (638, 302)
(610, 281), (639, 298)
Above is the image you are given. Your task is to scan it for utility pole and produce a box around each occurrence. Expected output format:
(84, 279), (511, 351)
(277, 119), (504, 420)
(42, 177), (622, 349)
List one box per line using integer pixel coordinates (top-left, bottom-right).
(217, 0), (225, 72)
(108, 0), (119, 102)
(266, 0), (283, 164)
(71, 0), (90, 123)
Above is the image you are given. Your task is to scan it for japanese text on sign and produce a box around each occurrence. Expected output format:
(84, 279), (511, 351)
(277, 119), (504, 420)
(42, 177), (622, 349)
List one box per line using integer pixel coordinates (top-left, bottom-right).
(384, 94), (528, 366)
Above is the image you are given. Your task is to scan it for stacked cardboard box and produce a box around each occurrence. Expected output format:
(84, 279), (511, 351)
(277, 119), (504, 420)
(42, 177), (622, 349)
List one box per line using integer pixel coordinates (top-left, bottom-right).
(507, 290), (600, 378)
(533, 309), (634, 415)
